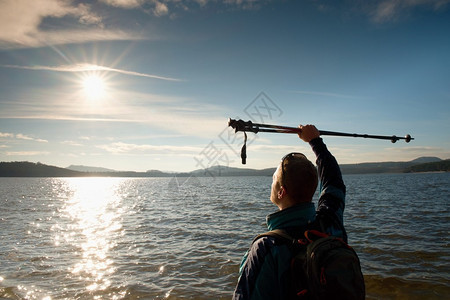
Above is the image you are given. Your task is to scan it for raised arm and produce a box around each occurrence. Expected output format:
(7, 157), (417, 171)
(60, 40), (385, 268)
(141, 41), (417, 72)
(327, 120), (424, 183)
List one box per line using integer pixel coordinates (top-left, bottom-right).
(299, 124), (347, 241)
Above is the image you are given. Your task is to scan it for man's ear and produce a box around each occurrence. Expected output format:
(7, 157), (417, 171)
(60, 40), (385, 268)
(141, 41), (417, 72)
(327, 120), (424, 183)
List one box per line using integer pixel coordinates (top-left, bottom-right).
(277, 186), (287, 199)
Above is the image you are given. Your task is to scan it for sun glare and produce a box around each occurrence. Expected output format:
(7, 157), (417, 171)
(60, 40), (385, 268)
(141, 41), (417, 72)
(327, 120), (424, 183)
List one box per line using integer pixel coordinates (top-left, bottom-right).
(82, 74), (106, 100)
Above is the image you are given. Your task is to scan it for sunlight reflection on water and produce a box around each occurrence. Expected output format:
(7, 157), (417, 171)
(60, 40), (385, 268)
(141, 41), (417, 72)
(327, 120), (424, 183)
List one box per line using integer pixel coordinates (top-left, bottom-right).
(56, 178), (125, 294)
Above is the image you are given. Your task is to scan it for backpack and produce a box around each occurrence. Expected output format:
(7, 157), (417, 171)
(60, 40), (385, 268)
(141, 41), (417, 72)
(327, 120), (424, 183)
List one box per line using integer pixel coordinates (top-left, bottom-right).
(254, 228), (365, 299)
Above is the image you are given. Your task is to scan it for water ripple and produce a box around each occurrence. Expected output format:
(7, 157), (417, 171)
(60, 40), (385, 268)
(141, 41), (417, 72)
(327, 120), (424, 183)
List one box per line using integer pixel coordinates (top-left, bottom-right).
(0, 173), (449, 299)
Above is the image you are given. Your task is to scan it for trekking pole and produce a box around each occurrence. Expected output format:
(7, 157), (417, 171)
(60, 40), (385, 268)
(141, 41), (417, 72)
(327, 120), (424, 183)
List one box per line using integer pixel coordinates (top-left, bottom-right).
(228, 118), (413, 142)
(227, 118), (414, 164)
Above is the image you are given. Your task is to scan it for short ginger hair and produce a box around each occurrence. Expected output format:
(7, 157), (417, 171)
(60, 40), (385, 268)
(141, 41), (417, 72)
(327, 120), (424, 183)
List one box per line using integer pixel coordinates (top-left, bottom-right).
(280, 153), (318, 202)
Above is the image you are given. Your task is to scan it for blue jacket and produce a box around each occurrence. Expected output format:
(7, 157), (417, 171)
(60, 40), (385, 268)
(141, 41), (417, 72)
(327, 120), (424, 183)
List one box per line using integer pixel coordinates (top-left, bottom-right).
(233, 138), (346, 300)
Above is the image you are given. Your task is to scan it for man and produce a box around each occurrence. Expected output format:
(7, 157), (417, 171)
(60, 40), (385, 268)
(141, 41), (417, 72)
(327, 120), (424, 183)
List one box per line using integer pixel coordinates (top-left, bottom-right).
(232, 124), (347, 299)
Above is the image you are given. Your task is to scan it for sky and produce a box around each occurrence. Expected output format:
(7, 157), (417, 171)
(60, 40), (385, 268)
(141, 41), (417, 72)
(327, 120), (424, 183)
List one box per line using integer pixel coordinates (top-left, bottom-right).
(0, 0), (449, 172)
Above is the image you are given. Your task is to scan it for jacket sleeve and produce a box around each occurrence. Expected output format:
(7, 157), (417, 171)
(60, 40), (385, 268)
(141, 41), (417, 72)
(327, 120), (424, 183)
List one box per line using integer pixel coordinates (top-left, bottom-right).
(309, 137), (347, 242)
(232, 237), (286, 300)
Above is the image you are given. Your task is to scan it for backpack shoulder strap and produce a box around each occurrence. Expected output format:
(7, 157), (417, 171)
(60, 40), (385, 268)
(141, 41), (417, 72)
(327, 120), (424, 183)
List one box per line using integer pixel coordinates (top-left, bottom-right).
(254, 229), (311, 299)
(252, 229), (297, 245)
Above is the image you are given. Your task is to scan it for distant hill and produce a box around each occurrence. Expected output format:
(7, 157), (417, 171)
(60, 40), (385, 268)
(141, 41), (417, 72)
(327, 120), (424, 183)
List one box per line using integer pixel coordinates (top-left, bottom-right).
(190, 165), (275, 177)
(195, 157), (445, 176)
(404, 159), (450, 173)
(0, 162), (176, 177)
(145, 170), (173, 177)
(409, 157), (443, 164)
(340, 157), (442, 174)
(0, 162), (82, 177)
(0, 157), (447, 177)
(67, 165), (117, 172)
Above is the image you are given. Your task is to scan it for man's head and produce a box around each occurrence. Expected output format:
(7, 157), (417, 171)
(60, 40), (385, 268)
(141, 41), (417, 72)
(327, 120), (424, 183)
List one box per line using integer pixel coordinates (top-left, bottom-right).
(270, 152), (318, 209)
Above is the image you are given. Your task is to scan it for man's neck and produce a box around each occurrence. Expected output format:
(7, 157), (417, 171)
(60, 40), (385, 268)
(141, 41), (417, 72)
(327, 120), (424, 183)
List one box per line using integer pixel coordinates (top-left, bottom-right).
(278, 198), (312, 210)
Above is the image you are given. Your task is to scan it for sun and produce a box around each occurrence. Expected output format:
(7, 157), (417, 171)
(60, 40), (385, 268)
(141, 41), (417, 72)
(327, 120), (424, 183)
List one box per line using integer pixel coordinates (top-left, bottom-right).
(82, 74), (106, 100)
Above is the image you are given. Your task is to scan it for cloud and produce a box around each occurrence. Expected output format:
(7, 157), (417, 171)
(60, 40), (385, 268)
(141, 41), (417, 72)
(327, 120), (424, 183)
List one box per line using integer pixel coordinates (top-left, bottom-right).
(97, 142), (202, 155)
(368, 0), (450, 23)
(0, 0), (143, 49)
(5, 151), (50, 156)
(385, 146), (445, 153)
(0, 0), (277, 48)
(0, 132), (14, 138)
(290, 90), (367, 100)
(0, 87), (227, 138)
(2, 63), (182, 82)
(61, 140), (84, 146)
(154, 1), (169, 16)
(0, 132), (48, 143)
(324, 143), (450, 165)
(312, 0), (449, 24)
(15, 134), (48, 143)
(100, 0), (145, 9)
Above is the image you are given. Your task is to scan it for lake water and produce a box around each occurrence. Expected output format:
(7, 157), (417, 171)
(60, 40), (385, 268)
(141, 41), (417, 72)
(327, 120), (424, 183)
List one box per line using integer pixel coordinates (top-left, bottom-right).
(0, 173), (449, 299)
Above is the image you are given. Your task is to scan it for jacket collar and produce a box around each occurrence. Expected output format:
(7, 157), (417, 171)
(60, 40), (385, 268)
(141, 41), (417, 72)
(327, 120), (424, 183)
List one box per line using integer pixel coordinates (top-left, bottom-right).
(266, 202), (316, 231)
